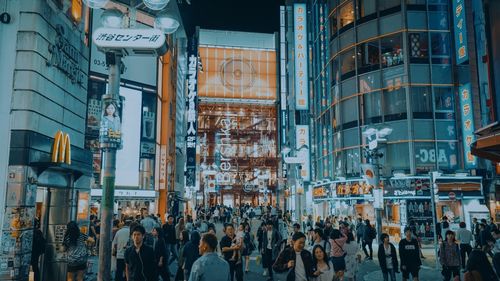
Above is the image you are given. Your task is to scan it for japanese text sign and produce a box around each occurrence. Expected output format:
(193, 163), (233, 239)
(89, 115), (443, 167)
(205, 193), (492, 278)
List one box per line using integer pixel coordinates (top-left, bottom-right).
(452, 0), (469, 64)
(93, 27), (166, 52)
(185, 36), (199, 190)
(295, 125), (310, 181)
(294, 4), (309, 110)
(458, 83), (477, 169)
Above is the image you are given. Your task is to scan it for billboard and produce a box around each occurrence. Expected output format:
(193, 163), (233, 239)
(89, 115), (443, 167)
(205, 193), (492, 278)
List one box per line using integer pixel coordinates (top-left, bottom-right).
(294, 3), (308, 110)
(452, 0), (469, 64)
(296, 125), (310, 181)
(197, 46), (277, 100)
(458, 83), (477, 169)
(185, 36), (199, 191)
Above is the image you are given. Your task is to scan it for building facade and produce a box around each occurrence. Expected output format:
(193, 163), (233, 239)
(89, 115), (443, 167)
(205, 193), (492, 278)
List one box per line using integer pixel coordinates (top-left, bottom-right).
(301, 0), (495, 238)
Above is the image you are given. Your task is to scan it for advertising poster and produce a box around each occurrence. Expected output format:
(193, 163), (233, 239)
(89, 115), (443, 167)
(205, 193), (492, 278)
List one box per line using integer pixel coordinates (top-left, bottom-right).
(86, 98), (102, 133)
(99, 99), (123, 147)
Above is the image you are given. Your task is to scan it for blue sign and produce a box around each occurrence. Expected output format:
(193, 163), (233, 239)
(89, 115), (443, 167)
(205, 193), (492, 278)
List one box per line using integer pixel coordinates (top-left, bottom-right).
(458, 83), (477, 169)
(294, 4), (308, 110)
(452, 0), (469, 64)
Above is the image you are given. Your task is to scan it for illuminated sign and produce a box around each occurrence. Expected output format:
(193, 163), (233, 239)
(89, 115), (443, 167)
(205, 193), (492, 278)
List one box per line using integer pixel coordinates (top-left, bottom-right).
(335, 181), (373, 197)
(51, 131), (71, 164)
(296, 125), (310, 181)
(312, 186), (328, 199)
(453, 0), (469, 64)
(92, 27), (167, 56)
(458, 83), (477, 169)
(294, 4), (308, 110)
(185, 36), (199, 191)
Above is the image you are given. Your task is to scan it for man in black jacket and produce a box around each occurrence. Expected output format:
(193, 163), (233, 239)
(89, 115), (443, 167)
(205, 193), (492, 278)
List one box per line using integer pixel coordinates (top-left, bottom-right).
(261, 221), (282, 281)
(125, 225), (158, 281)
(273, 232), (315, 281)
(220, 224), (243, 281)
(399, 228), (421, 281)
(162, 215), (178, 265)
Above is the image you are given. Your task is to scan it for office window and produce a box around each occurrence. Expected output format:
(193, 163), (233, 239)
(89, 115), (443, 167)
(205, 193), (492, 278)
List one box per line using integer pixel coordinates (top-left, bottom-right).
(386, 143), (410, 171)
(330, 57), (340, 86)
(358, 0), (376, 18)
(429, 11), (449, 30)
(357, 39), (380, 73)
(381, 34), (404, 68)
(411, 87), (432, 119)
(408, 32), (429, 63)
(342, 97), (358, 128)
(434, 87), (454, 119)
(379, 0), (401, 11)
(340, 48), (356, 78)
(384, 87), (407, 121)
(338, 1), (355, 29)
(431, 32), (451, 57)
(329, 13), (338, 38)
(363, 91), (382, 124)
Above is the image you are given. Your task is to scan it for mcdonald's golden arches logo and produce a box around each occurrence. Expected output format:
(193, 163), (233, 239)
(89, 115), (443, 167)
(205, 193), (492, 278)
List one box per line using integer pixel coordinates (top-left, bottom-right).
(51, 131), (71, 165)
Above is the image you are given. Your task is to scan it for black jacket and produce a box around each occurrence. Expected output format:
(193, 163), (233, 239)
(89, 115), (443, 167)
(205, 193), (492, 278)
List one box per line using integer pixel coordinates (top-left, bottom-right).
(377, 243), (399, 273)
(183, 231), (201, 272)
(162, 223), (177, 244)
(124, 244), (158, 281)
(262, 229), (282, 260)
(273, 247), (315, 281)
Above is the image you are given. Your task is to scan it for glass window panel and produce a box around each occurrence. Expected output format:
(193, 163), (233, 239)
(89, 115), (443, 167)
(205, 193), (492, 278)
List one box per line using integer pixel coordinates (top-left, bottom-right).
(414, 142), (437, 172)
(357, 21), (378, 42)
(380, 13), (402, 34)
(357, 39), (380, 73)
(345, 148), (361, 176)
(431, 32), (451, 57)
(407, 12), (427, 29)
(409, 64), (430, 83)
(330, 57), (340, 85)
(340, 30), (355, 49)
(408, 32), (429, 61)
(381, 34), (404, 68)
(382, 66), (405, 89)
(386, 143), (410, 172)
(379, 0), (401, 11)
(413, 120), (434, 139)
(343, 127), (359, 147)
(342, 97), (358, 125)
(383, 87), (407, 120)
(429, 11), (449, 30)
(407, 0), (426, 4)
(330, 14), (338, 37)
(340, 48), (356, 76)
(434, 87), (455, 119)
(359, 71), (381, 92)
(338, 1), (355, 29)
(431, 65), (452, 84)
(436, 120), (457, 140)
(411, 87), (433, 119)
(437, 141), (459, 170)
(359, 0), (376, 18)
(362, 91), (382, 124)
(341, 77), (356, 98)
(386, 120), (409, 141)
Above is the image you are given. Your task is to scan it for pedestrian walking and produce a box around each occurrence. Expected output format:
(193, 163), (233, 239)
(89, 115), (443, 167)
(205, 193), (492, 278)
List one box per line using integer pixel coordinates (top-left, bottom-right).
(183, 231), (201, 280)
(490, 229), (500, 277)
(311, 245), (335, 281)
(162, 215), (178, 265)
(189, 233), (230, 281)
(399, 228), (421, 281)
(31, 219), (46, 281)
(329, 228), (347, 277)
(456, 222), (473, 271)
(273, 232), (315, 281)
(242, 224), (255, 272)
(175, 230), (190, 280)
(343, 232), (360, 281)
(463, 249), (499, 281)
(113, 219), (131, 281)
(261, 220), (282, 281)
(378, 233), (398, 281)
(362, 219), (376, 260)
(220, 224), (244, 281)
(152, 227), (170, 281)
(310, 228), (331, 258)
(355, 218), (364, 245)
(125, 225), (158, 281)
(439, 230), (461, 281)
(63, 221), (90, 281)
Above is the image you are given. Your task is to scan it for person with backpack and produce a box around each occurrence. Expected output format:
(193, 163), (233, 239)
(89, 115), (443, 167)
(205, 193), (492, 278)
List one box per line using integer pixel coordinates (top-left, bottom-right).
(355, 218), (365, 246)
(362, 219), (376, 260)
(439, 230), (461, 281)
(63, 221), (90, 281)
(31, 219), (46, 281)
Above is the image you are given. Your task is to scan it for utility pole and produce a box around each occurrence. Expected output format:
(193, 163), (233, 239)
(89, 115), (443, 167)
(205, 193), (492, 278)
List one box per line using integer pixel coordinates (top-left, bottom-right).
(98, 52), (122, 281)
(430, 171), (440, 269)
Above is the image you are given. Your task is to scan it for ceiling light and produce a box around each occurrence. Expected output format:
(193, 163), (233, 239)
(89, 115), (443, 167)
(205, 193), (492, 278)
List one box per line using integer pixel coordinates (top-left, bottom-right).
(143, 0), (170, 11)
(154, 11), (180, 34)
(100, 9), (123, 28)
(83, 0), (109, 9)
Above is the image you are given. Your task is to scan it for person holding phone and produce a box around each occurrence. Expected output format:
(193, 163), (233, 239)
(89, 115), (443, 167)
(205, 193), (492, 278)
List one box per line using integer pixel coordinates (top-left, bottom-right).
(311, 245), (335, 281)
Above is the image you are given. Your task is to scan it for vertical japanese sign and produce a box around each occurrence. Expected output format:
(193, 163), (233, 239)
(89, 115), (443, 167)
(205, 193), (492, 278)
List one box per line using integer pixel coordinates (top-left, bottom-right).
(280, 6), (287, 146)
(294, 4), (308, 110)
(185, 35), (199, 190)
(453, 0), (469, 64)
(296, 125), (311, 181)
(458, 83), (477, 169)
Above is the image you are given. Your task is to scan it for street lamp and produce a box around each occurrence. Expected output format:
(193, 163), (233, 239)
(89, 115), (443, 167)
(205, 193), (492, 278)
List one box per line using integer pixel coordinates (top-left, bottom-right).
(154, 11), (180, 34)
(83, 0), (109, 8)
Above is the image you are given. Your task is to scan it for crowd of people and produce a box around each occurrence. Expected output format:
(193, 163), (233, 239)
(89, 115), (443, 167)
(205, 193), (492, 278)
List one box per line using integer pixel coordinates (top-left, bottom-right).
(28, 204), (499, 281)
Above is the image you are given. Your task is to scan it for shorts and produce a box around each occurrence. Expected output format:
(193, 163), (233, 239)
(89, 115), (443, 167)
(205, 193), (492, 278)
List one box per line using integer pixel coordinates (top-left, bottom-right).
(402, 266), (419, 279)
(331, 256), (346, 272)
(68, 261), (87, 272)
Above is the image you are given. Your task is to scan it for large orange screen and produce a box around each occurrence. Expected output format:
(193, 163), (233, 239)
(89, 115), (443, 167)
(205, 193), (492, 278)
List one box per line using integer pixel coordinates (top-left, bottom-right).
(198, 46), (277, 100)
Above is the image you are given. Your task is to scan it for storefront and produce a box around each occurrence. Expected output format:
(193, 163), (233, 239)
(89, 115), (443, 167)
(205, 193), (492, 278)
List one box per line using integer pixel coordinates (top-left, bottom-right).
(90, 189), (158, 219)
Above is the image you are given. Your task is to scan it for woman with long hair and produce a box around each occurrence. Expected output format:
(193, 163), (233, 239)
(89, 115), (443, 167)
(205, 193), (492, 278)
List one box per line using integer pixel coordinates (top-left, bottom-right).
(311, 245), (335, 281)
(464, 250), (498, 281)
(63, 221), (89, 281)
(329, 228), (347, 278)
(175, 230), (190, 281)
(377, 233), (398, 281)
(439, 230), (461, 281)
(151, 226), (170, 281)
(242, 223), (254, 272)
(343, 232), (360, 281)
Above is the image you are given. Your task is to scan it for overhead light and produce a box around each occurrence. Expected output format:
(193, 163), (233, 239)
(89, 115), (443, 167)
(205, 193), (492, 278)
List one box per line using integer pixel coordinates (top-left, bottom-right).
(154, 11), (180, 34)
(83, 0), (109, 9)
(100, 9), (123, 28)
(143, 0), (170, 11)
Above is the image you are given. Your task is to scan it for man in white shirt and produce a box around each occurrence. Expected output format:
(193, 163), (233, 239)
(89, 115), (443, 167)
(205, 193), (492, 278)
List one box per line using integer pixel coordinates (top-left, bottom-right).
(456, 221), (473, 270)
(310, 228), (331, 257)
(112, 220), (131, 281)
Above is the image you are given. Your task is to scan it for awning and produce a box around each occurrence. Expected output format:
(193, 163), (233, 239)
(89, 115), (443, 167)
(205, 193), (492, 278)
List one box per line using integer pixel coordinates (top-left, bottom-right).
(471, 122), (500, 162)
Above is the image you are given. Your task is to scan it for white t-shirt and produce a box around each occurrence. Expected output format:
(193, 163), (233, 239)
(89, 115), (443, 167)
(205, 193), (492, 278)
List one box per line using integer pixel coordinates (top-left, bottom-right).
(267, 230), (273, 249)
(295, 252), (307, 281)
(112, 226), (130, 259)
(384, 244), (392, 269)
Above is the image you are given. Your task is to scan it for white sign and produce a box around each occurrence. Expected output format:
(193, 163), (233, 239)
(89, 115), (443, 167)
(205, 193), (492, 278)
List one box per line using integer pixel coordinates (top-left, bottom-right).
(284, 156), (305, 164)
(294, 4), (308, 110)
(90, 189), (157, 198)
(295, 125), (310, 181)
(93, 27), (166, 52)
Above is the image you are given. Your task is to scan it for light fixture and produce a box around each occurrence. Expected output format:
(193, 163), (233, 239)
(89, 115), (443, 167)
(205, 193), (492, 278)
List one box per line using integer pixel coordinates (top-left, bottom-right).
(154, 11), (180, 34)
(143, 0), (170, 11)
(100, 9), (123, 28)
(83, 0), (109, 9)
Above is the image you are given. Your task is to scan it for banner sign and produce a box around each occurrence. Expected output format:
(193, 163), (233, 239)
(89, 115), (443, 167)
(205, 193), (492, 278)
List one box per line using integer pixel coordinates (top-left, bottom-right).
(185, 35), (199, 190)
(295, 125), (310, 181)
(458, 83), (477, 169)
(294, 4), (308, 110)
(452, 0), (469, 64)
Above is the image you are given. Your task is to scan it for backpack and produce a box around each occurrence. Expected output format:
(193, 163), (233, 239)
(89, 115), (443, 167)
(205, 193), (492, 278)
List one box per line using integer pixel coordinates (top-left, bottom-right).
(369, 227), (377, 240)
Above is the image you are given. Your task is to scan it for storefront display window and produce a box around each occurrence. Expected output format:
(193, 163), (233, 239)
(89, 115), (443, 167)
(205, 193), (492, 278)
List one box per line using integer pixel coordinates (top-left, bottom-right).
(408, 32), (429, 63)
(363, 91), (382, 124)
(383, 87), (407, 121)
(358, 0), (376, 18)
(340, 48), (356, 78)
(381, 34), (404, 68)
(411, 87), (432, 119)
(338, 1), (355, 30)
(407, 199), (435, 240)
(357, 39), (380, 73)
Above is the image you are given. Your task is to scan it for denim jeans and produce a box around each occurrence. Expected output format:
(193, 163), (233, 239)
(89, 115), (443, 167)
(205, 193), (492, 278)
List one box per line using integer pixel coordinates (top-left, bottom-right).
(167, 243), (178, 265)
(382, 268), (396, 281)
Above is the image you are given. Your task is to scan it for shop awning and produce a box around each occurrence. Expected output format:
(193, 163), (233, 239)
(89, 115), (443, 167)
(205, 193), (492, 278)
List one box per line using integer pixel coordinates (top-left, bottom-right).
(471, 122), (500, 162)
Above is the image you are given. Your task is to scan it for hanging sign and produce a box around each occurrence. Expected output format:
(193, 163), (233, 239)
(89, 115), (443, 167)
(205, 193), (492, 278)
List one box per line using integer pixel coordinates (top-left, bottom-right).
(294, 4), (308, 110)
(185, 35), (199, 191)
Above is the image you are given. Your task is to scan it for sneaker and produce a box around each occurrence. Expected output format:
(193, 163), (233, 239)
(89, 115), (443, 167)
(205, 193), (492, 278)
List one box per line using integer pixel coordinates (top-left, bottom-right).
(263, 269), (268, 276)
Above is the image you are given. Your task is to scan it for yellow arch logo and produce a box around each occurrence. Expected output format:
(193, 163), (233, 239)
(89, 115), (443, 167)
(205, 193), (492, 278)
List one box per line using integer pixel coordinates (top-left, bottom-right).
(51, 131), (71, 165)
